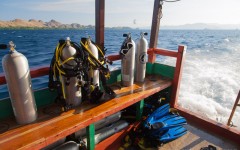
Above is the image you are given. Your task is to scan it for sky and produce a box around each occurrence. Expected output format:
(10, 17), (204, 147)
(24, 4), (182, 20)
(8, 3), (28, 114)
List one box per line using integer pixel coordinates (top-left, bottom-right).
(1, 0), (240, 27)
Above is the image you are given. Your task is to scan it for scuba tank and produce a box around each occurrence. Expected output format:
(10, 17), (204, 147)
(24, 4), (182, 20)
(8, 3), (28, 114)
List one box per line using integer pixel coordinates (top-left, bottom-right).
(80, 37), (116, 103)
(1, 41), (37, 124)
(135, 32), (148, 83)
(120, 33), (136, 86)
(49, 37), (85, 109)
(87, 37), (99, 86)
(61, 37), (82, 106)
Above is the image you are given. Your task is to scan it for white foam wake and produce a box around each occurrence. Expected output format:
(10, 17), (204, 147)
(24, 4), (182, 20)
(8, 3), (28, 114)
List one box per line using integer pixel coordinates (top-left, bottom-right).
(162, 37), (240, 129)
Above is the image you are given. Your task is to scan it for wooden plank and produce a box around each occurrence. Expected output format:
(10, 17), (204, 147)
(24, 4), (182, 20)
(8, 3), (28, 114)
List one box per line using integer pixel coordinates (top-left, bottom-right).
(0, 75), (172, 149)
(106, 53), (121, 61)
(0, 73), (6, 85)
(177, 106), (240, 145)
(160, 123), (239, 149)
(153, 48), (178, 58)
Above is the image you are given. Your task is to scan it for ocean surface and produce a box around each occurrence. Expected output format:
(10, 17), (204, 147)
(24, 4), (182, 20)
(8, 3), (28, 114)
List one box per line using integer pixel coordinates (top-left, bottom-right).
(0, 29), (240, 128)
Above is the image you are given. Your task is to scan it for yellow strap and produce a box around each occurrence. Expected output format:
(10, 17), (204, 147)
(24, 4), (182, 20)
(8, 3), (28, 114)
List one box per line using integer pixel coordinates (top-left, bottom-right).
(55, 43), (66, 66)
(59, 57), (75, 66)
(105, 72), (111, 79)
(55, 43), (60, 62)
(56, 64), (66, 75)
(95, 44), (104, 57)
(80, 41), (104, 66)
(59, 43), (66, 58)
(88, 57), (96, 67)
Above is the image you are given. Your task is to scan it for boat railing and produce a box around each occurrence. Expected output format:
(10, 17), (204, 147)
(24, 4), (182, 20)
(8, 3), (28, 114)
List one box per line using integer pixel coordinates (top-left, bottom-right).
(148, 45), (187, 108)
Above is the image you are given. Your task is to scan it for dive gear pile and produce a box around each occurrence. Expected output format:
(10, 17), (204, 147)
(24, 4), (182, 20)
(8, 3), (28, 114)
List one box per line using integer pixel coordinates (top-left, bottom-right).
(48, 37), (116, 110)
(1, 41), (37, 125)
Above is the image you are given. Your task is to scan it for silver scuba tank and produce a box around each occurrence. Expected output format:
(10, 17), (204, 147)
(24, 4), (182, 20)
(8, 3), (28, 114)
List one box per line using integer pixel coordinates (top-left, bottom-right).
(2, 41), (37, 124)
(87, 37), (99, 86)
(61, 37), (82, 107)
(120, 33), (136, 86)
(135, 32), (148, 83)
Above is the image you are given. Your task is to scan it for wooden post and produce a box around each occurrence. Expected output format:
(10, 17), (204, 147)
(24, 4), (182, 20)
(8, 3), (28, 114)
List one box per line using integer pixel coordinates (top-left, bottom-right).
(170, 45), (187, 108)
(148, 0), (163, 63)
(95, 0), (105, 50)
(227, 90), (240, 126)
(136, 100), (144, 120)
(87, 124), (95, 150)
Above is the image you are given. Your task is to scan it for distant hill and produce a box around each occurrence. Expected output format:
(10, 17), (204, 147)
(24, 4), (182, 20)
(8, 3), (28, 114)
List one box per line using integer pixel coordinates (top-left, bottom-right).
(0, 19), (132, 29)
(0, 19), (94, 29)
(2, 19), (238, 30)
(161, 23), (240, 30)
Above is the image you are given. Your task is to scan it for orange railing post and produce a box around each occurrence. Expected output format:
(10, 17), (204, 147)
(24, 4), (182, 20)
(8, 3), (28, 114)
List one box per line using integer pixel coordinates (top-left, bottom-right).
(170, 45), (187, 108)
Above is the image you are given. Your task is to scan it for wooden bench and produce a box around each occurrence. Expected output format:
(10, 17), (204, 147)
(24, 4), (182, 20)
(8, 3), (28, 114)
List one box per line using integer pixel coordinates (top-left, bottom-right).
(0, 75), (172, 150)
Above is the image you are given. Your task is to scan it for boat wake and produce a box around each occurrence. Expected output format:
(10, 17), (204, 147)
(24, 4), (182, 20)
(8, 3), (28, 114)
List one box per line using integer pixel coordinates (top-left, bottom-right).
(163, 35), (240, 129)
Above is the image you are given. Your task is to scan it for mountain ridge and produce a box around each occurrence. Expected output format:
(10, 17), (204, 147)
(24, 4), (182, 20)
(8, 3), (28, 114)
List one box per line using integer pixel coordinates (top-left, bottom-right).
(1, 19), (240, 30)
(0, 19), (94, 29)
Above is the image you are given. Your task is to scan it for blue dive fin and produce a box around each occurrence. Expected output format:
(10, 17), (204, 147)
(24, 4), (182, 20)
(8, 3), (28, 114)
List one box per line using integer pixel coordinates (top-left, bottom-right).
(150, 114), (187, 130)
(144, 104), (170, 129)
(159, 126), (187, 143)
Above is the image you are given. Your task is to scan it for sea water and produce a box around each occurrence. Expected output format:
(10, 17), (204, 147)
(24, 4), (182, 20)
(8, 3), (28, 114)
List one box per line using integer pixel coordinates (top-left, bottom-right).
(0, 29), (239, 129)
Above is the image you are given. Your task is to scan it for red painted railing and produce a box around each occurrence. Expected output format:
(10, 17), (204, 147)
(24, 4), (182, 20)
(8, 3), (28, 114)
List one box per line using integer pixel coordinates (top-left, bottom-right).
(0, 66), (50, 85)
(0, 47), (185, 85)
(148, 45), (187, 108)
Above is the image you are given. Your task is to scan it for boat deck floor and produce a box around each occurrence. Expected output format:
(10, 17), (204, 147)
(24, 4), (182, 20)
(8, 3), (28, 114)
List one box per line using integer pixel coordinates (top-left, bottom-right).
(159, 123), (240, 150)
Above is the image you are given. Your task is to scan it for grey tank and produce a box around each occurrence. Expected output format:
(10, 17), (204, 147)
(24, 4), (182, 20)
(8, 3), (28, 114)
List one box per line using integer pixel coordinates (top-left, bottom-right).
(120, 33), (136, 86)
(135, 32), (148, 82)
(82, 120), (129, 144)
(2, 47), (37, 124)
(61, 39), (82, 107)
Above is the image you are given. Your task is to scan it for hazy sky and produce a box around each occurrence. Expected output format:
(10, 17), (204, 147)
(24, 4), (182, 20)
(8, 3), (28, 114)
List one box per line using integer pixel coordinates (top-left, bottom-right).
(1, 0), (240, 27)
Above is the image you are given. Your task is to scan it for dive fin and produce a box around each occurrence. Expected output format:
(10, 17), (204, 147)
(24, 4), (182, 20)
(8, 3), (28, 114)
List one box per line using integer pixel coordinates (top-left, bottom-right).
(144, 104), (170, 129)
(150, 114), (187, 130)
(158, 126), (187, 143)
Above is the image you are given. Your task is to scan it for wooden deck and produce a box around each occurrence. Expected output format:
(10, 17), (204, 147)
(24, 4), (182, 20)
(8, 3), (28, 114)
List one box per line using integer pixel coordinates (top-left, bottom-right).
(0, 75), (172, 150)
(160, 123), (240, 150)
